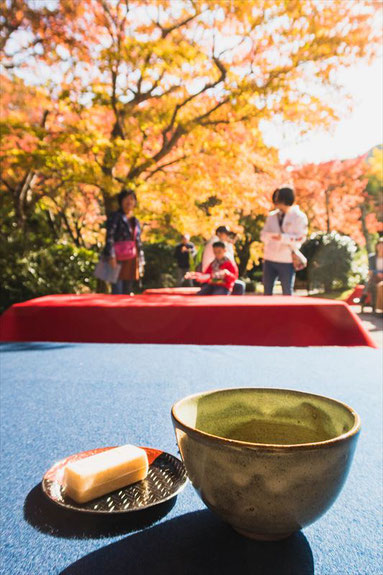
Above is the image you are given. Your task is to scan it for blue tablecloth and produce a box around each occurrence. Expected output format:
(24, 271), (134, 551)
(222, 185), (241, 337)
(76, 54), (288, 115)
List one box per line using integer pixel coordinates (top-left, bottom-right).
(0, 343), (381, 575)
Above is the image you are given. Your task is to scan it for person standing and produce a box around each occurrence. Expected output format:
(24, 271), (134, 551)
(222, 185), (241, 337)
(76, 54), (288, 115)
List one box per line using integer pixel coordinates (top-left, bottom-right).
(365, 238), (383, 312)
(104, 189), (145, 295)
(260, 187), (308, 296)
(174, 234), (196, 287)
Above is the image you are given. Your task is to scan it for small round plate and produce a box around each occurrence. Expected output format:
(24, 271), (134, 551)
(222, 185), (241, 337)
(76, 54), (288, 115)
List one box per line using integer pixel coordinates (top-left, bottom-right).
(42, 446), (188, 513)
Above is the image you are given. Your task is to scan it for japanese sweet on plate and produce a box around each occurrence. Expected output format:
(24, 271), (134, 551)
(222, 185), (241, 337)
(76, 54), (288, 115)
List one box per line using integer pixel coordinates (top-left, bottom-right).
(63, 444), (149, 503)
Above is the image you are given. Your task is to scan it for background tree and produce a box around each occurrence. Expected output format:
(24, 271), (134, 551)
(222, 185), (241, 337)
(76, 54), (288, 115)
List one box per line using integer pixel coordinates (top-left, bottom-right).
(291, 155), (377, 247)
(2, 0), (380, 224)
(300, 232), (358, 292)
(364, 146), (383, 249)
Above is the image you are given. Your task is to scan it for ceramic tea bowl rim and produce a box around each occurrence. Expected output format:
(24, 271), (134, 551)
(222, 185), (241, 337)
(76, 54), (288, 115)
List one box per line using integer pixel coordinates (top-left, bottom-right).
(171, 387), (361, 451)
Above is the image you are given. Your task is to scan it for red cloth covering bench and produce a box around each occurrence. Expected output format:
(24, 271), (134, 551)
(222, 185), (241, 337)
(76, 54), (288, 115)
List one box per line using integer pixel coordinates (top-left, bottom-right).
(345, 285), (373, 307)
(345, 285), (366, 305)
(143, 287), (199, 295)
(0, 294), (376, 347)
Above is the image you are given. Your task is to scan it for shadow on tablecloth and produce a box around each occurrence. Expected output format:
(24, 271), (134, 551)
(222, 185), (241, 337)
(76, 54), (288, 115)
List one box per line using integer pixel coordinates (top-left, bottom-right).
(0, 342), (76, 352)
(24, 483), (176, 539)
(59, 509), (314, 575)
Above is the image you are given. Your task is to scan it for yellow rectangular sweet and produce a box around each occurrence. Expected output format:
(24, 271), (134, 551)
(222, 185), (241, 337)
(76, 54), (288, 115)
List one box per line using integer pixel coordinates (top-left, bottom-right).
(64, 445), (149, 503)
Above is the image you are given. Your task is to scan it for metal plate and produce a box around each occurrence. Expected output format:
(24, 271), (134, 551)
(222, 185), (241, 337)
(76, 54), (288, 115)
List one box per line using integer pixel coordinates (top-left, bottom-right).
(42, 446), (188, 513)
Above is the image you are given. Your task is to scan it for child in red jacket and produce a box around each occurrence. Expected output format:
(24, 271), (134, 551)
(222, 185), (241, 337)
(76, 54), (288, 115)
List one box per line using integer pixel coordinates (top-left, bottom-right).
(186, 241), (238, 295)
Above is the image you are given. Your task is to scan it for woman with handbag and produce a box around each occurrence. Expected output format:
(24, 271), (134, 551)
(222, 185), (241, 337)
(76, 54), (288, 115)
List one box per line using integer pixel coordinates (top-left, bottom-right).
(260, 187), (308, 295)
(103, 189), (145, 294)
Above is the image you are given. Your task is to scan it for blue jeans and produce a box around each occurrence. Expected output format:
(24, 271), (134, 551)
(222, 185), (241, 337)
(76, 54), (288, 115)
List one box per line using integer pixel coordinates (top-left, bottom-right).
(263, 260), (295, 295)
(197, 284), (230, 296)
(111, 280), (134, 295)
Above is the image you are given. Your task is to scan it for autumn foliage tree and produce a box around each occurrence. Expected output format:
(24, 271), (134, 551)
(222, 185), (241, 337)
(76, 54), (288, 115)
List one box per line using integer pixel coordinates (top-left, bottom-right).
(2, 1), (381, 221)
(290, 154), (380, 248)
(0, 0), (382, 302)
(365, 146), (383, 241)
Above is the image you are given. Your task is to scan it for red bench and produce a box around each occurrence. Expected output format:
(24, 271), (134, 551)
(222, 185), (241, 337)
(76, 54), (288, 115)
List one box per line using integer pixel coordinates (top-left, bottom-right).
(0, 294), (376, 347)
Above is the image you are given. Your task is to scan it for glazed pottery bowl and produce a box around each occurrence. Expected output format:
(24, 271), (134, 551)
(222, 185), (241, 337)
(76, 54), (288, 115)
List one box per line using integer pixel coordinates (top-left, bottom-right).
(171, 388), (360, 541)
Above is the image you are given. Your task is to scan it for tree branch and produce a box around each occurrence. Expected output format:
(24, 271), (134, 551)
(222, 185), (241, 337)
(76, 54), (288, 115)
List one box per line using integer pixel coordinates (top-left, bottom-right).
(143, 154), (188, 181)
(159, 10), (201, 38)
(126, 58), (229, 181)
(0, 176), (15, 193)
(191, 97), (230, 125)
(162, 56), (227, 144)
(128, 124), (186, 179)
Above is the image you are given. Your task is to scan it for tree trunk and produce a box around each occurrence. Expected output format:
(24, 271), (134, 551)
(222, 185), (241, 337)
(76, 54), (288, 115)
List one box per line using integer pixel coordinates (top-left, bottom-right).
(237, 245), (250, 277)
(235, 239), (252, 277)
(100, 124), (120, 216)
(360, 202), (372, 253)
(102, 190), (117, 216)
(45, 209), (60, 240)
(13, 110), (49, 229)
(325, 188), (331, 233)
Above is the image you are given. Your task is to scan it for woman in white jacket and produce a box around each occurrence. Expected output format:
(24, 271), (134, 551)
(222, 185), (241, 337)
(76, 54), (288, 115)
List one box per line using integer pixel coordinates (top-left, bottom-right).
(260, 187), (308, 295)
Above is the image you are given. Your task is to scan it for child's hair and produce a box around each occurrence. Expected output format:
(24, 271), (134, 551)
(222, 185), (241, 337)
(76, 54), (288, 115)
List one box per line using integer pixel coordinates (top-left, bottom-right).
(216, 225), (230, 235)
(213, 241), (226, 249)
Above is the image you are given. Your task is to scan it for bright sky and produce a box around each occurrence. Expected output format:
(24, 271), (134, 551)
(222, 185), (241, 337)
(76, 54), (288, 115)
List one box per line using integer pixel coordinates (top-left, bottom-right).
(263, 56), (383, 165)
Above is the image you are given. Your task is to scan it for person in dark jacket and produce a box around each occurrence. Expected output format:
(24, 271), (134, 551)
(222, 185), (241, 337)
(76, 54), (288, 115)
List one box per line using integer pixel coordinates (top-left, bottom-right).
(364, 238), (383, 312)
(103, 189), (145, 294)
(174, 234), (196, 287)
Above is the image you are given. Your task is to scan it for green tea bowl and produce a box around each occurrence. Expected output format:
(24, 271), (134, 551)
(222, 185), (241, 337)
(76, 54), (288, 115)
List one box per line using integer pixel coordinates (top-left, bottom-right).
(171, 388), (360, 541)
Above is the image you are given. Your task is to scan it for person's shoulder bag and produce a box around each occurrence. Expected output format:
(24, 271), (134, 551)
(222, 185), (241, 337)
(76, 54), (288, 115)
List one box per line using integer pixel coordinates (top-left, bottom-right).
(94, 256), (121, 283)
(114, 217), (138, 261)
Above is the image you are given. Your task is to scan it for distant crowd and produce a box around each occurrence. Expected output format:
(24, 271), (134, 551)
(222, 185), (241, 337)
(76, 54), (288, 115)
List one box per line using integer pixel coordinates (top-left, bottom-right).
(174, 227), (244, 295)
(100, 186), (307, 296)
(173, 185), (307, 296)
(99, 186), (382, 307)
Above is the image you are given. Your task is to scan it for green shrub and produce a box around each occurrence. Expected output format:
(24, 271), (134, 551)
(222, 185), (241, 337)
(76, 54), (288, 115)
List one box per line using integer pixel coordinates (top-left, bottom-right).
(349, 248), (369, 287)
(0, 241), (98, 312)
(299, 232), (357, 292)
(244, 279), (256, 293)
(248, 269), (263, 283)
(142, 242), (178, 288)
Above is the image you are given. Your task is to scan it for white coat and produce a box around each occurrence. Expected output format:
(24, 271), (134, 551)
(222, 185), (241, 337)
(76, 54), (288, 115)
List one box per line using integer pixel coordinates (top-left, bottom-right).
(260, 206), (308, 263)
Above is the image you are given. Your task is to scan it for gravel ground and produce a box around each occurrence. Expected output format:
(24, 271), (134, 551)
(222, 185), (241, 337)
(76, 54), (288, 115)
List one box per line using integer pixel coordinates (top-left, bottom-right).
(355, 307), (383, 347)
